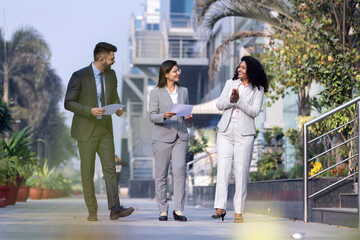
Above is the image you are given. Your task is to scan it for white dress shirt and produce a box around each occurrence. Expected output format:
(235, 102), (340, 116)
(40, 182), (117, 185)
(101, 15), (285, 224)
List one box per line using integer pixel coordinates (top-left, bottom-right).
(166, 85), (178, 104)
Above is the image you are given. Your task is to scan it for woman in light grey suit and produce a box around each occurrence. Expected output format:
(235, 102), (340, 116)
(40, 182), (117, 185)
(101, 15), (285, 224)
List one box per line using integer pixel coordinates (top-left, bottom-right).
(212, 56), (268, 223)
(148, 60), (192, 221)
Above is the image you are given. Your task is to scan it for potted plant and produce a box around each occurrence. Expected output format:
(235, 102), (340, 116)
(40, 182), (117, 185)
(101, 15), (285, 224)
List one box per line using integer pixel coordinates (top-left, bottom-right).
(0, 126), (41, 203)
(26, 160), (56, 200)
(0, 156), (24, 205)
(0, 158), (11, 207)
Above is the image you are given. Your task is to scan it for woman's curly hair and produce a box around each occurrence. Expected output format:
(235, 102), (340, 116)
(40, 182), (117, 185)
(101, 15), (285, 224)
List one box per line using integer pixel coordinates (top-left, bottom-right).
(232, 55), (269, 92)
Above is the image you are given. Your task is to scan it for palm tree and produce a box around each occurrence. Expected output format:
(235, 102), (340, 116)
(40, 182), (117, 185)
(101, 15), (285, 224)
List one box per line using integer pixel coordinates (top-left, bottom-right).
(0, 27), (77, 167)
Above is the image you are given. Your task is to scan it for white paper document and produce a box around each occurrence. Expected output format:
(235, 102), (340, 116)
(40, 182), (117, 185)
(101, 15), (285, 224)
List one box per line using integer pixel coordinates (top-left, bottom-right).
(171, 104), (193, 117)
(102, 104), (125, 115)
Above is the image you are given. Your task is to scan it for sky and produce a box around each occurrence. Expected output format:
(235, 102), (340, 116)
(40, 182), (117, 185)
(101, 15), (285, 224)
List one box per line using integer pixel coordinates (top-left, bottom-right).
(0, 0), (146, 168)
(0, 0), (145, 122)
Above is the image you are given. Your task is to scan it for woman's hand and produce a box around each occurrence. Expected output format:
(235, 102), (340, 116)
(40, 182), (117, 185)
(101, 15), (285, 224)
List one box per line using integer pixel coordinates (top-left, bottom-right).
(185, 114), (193, 122)
(230, 88), (239, 103)
(163, 112), (176, 119)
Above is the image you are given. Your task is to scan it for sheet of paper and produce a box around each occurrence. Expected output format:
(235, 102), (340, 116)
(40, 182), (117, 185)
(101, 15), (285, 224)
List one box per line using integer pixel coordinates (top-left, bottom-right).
(102, 104), (125, 115)
(171, 104), (193, 117)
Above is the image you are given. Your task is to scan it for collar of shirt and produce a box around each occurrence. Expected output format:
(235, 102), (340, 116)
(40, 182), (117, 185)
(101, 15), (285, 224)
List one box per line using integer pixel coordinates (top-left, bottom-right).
(238, 79), (249, 87)
(92, 62), (102, 78)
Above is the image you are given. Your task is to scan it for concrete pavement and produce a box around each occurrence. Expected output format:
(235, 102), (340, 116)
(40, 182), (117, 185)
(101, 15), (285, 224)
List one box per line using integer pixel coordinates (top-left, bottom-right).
(0, 195), (359, 240)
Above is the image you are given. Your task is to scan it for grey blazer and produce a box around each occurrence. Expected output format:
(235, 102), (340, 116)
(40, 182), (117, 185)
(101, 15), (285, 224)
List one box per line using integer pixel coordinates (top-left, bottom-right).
(148, 86), (189, 142)
(216, 79), (264, 135)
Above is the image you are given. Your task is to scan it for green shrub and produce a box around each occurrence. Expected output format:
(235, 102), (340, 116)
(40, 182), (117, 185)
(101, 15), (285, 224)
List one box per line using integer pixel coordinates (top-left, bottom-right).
(288, 164), (303, 179)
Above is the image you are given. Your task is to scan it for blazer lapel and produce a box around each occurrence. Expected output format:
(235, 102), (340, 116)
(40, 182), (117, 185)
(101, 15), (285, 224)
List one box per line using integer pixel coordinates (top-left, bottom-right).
(160, 87), (173, 109)
(87, 65), (98, 106)
(177, 86), (183, 104)
(242, 84), (252, 99)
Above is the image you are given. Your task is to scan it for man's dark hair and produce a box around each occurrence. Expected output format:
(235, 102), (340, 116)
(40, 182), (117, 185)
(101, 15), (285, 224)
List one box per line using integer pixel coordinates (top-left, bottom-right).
(93, 42), (117, 61)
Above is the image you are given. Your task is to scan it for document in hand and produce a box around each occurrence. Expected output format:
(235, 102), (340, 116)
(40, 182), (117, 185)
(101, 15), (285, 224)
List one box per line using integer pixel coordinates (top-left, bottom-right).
(102, 104), (126, 115)
(171, 104), (193, 117)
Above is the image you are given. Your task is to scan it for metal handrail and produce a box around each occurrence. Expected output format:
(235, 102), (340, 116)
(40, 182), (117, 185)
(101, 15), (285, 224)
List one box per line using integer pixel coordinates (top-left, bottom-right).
(309, 118), (357, 143)
(303, 95), (360, 229)
(186, 148), (217, 202)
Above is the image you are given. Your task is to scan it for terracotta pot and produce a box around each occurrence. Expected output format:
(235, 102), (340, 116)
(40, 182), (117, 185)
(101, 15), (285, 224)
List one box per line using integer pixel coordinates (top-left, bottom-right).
(6, 184), (19, 205)
(0, 185), (10, 207)
(52, 189), (60, 198)
(72, 190), (82, 195)
(41, 188), (51, 199)
(16, 185), (30, 202)
(29, 187), (43, 200)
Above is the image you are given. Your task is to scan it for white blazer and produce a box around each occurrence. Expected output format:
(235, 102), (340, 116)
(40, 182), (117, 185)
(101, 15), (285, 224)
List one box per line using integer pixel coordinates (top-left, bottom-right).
(216, 79), (264, 135)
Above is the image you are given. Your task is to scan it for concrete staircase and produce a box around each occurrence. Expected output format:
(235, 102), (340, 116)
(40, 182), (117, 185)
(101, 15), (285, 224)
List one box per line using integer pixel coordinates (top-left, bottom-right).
(310, 179), (358, 228)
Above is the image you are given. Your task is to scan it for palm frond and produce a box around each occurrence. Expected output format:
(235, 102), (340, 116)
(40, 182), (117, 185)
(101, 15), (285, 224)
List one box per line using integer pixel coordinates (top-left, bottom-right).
(200, 0), (297, 32)
(194, 0), (220, 25)
(209, 31), (271, 79)
(254, 0), (296, 22)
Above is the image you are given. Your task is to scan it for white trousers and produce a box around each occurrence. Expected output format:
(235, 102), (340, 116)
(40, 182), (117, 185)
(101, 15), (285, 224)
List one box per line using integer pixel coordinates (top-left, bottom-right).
(214, 118), (254, 214)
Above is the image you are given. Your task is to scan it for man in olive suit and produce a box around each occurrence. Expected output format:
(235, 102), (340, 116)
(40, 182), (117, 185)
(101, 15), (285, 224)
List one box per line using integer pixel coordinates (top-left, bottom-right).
(64, 42), (134, 221)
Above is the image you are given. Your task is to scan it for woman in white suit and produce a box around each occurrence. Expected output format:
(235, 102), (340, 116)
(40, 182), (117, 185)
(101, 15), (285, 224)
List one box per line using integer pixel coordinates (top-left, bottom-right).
(148, 60), (192, 221)
(212, 56), (268, 222)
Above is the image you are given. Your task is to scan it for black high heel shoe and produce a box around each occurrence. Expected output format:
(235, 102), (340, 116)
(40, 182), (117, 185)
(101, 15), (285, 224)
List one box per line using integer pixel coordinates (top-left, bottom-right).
(173, 211), (187, 221)
(159, 215), (168, 221)
(211, 209), (226, 221)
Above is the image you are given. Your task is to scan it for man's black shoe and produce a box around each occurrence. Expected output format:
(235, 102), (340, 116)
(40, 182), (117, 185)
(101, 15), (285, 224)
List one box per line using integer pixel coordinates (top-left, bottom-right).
(110, 206), (134, 220)
(87, 213), (97, 221)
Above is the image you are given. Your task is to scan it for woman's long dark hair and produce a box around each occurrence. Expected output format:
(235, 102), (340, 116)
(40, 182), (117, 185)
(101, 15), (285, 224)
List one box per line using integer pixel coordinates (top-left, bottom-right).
(232, 55), (269, 92)
(157, 60), (180, 88)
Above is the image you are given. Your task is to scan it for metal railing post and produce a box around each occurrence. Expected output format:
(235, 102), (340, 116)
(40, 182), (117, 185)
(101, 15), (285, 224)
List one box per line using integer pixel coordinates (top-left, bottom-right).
(303, 124), (308, 222)
(357, 102), (360, 230)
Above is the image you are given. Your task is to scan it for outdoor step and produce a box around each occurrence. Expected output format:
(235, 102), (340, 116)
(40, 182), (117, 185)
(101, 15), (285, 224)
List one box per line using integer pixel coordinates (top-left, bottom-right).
(340, 193), (358, 208)
(311, 207), (358, 228)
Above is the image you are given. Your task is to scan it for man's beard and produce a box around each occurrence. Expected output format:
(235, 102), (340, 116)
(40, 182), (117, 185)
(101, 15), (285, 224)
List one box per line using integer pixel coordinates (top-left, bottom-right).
(103, 62), (112, 71)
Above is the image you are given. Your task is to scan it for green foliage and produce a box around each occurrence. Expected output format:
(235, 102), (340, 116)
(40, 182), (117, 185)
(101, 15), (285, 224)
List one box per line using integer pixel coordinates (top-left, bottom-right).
(188, 131), (209, 155)
(263, 130), (272, 146)
(26, 159), (55, 188)
(284, 128), (298, 146)
(257, 151), (282, 176)
(303, 16), (360, 110)
(249, 171), (265, 182)
(0, 156), (25, 185)
(284, 128), (303, 164)
(47, 114), (78, 168)
(0, 99), (12, 134)
(272, 126), (284, 140)
(265, 168), (287, 180)
(0, 125), (41, 178)
(288, 164), (303, 179)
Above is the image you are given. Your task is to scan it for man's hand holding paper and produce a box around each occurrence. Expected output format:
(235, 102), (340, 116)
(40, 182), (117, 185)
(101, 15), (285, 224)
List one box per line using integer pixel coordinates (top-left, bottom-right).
(102, 104), (126, 116)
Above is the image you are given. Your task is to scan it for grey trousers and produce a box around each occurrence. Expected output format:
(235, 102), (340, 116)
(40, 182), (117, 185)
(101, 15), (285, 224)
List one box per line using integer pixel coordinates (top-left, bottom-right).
(152, 136), (188, 212)
(77, 121), (120, 214)
(214, 118), (254, 214)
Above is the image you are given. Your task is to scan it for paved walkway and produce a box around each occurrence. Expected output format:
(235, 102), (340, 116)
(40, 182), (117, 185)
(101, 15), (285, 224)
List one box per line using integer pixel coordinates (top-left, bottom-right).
(0, 195), (359, 240)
